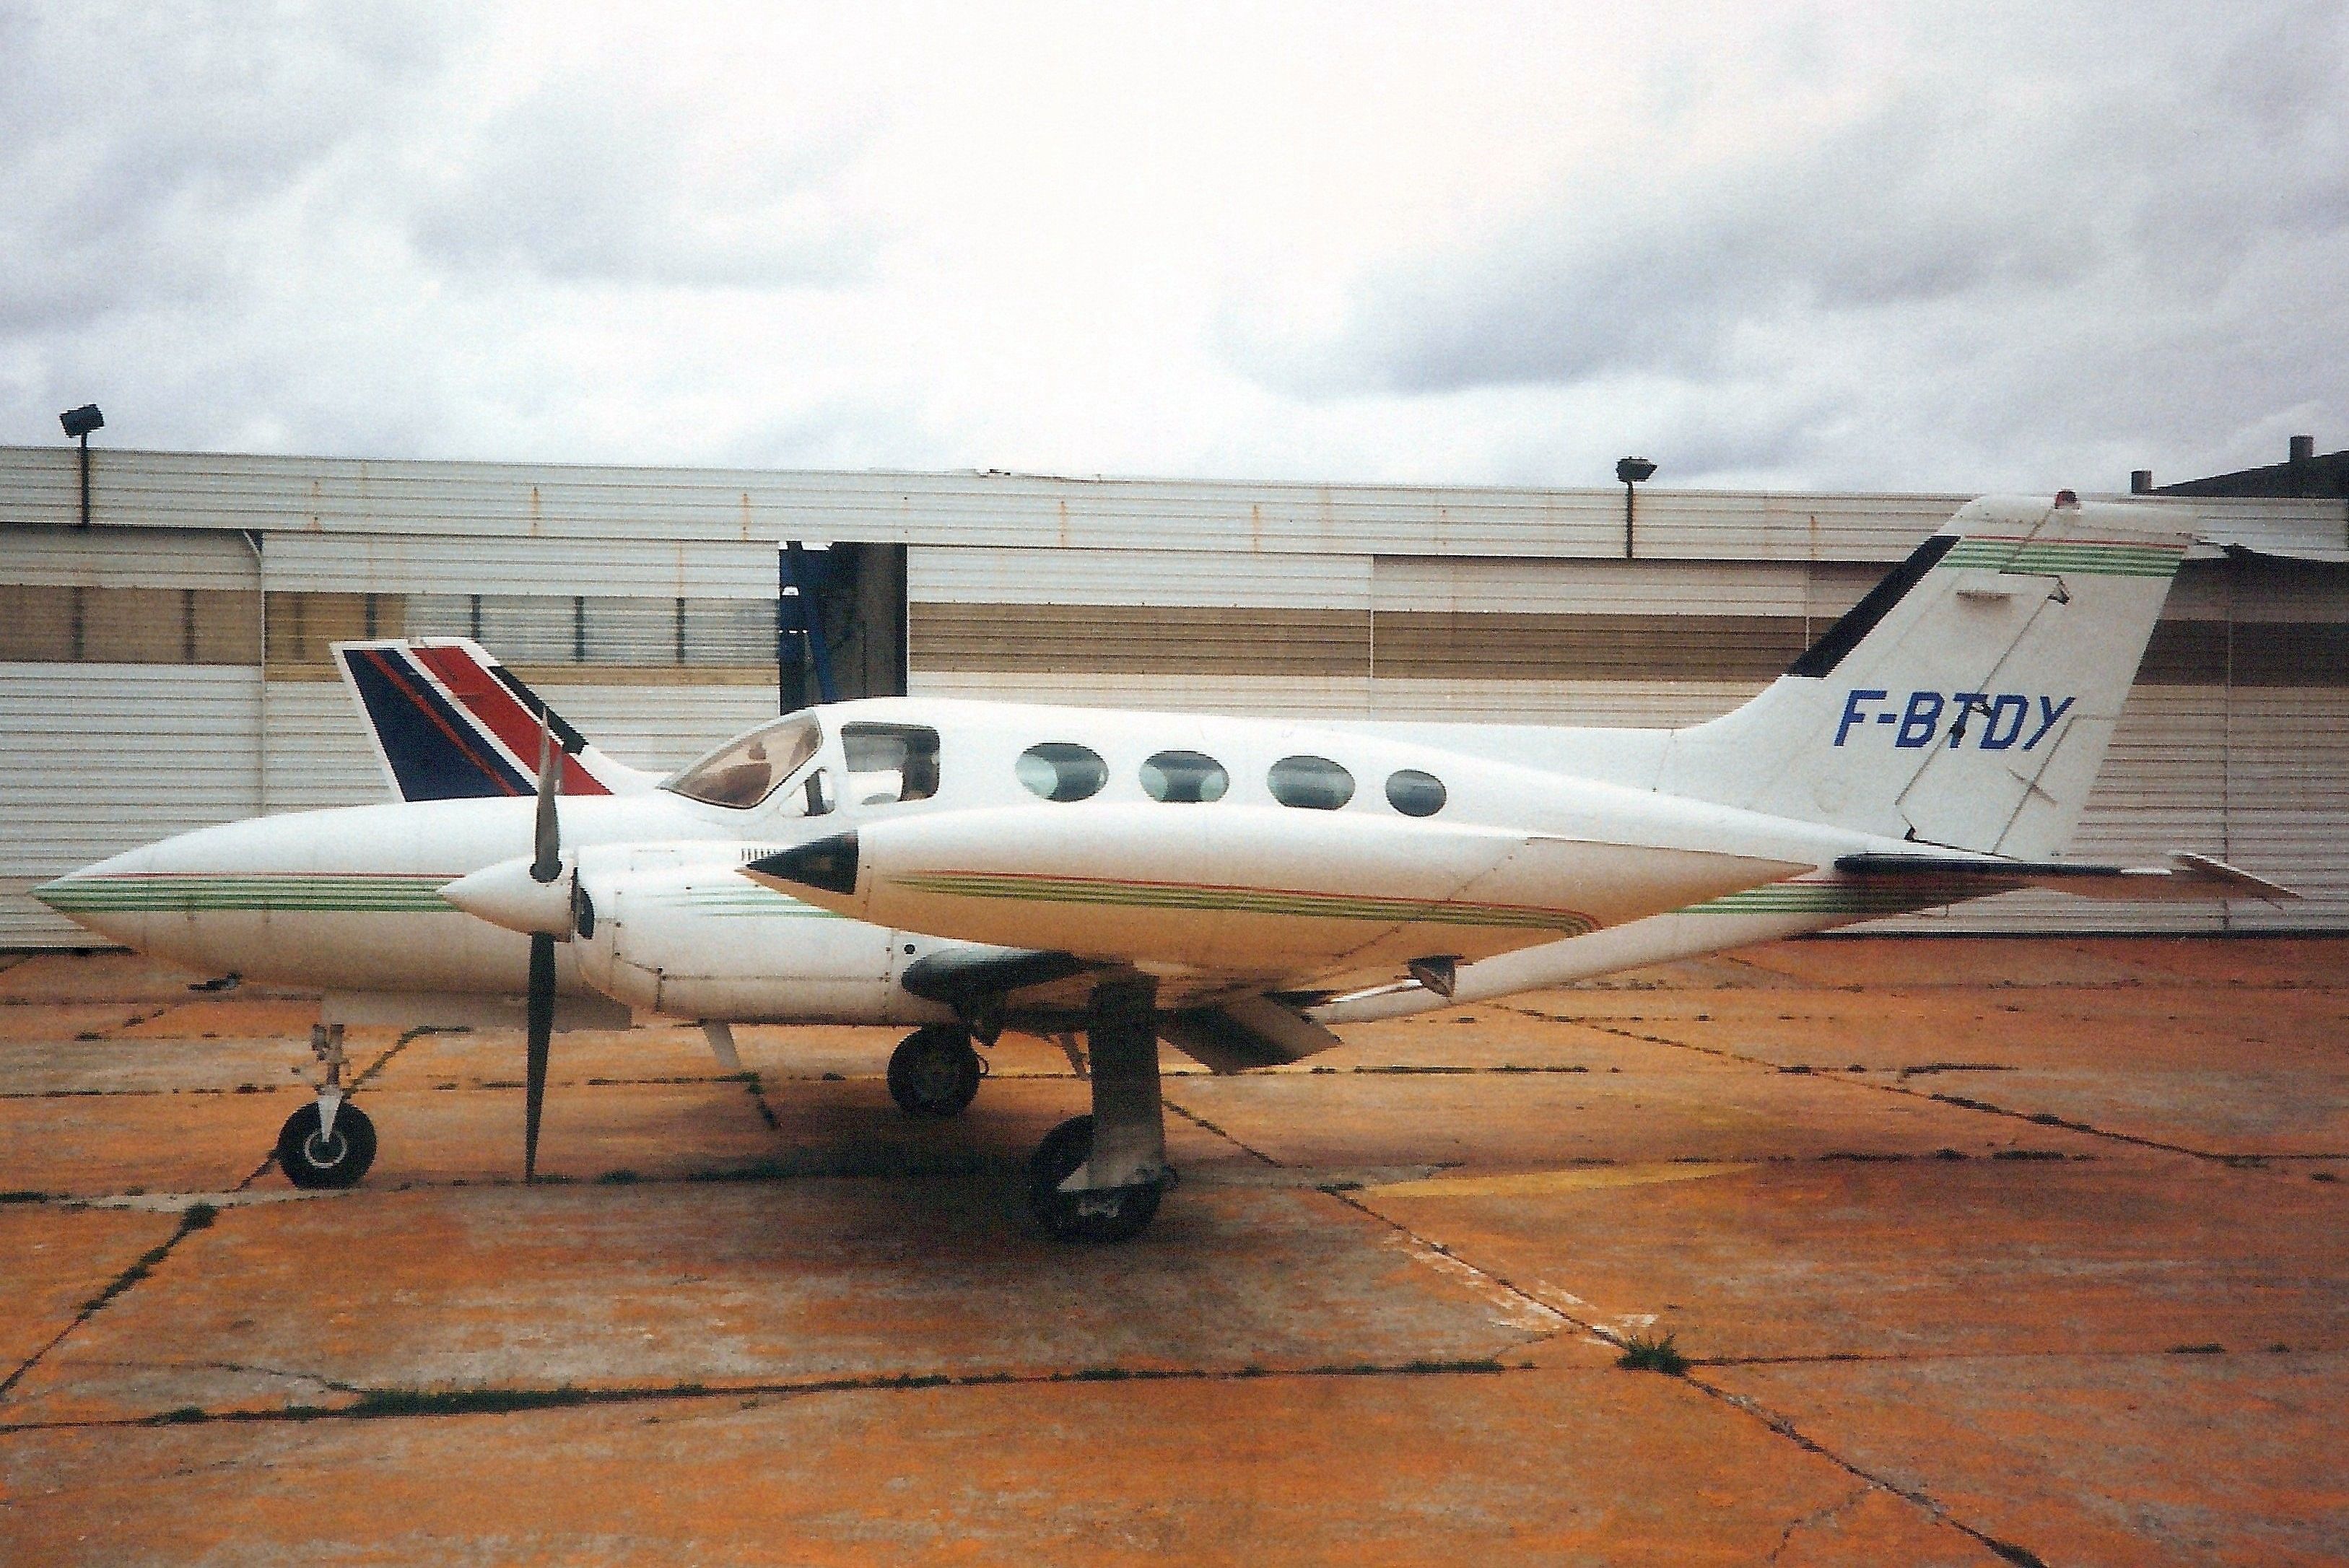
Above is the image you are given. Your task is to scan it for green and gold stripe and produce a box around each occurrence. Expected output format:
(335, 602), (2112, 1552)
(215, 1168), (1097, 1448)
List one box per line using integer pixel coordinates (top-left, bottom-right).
(1939, 536), (2185, 579)
(34, 873), (456, 915)
(1684, 880), (2001, 917)
(889, 870), (1599, 935)
(635, 887), (842, 920)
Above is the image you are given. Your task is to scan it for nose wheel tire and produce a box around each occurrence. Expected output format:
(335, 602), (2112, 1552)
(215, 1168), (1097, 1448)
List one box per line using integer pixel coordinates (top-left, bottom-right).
(1027, 1114), (1163, 1244)
(276, 1102), (377, 1190)
(888, 1025), (983, 1118)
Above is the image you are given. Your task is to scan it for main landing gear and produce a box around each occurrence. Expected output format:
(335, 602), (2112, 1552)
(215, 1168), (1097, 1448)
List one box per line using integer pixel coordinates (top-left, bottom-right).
(888, 1024), (985, 1118)
(277, 1023), (377, 1190)
(1027, 978), (1169, 1245)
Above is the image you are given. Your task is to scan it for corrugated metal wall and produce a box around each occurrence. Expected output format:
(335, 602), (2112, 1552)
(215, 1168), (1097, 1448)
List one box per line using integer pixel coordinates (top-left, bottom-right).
(0, 666), (263, 944)
(4, 446), (2344, 945)
(0, 495), (791, 944)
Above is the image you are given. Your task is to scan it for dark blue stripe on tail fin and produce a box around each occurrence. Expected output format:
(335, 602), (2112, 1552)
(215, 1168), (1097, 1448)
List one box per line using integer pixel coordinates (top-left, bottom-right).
(344, 647), (536, 800)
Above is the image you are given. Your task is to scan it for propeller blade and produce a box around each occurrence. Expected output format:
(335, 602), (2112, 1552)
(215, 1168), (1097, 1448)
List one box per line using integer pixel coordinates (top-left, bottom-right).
(524, 715), (562, 1181)
(524, 929), (554, 1181)
(531, 716), (562, 884)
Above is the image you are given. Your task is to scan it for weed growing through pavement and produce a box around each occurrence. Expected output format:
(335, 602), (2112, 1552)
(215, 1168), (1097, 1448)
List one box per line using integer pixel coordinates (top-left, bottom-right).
(1616, 1331), (1689, 1374)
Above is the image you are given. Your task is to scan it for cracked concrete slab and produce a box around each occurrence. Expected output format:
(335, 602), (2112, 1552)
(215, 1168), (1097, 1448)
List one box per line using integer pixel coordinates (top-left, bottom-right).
(0, 1179), (1572, 1427)
(0, 1089), (296, 1198)
(1361, 1153), (2349, 1364)
(0, 1205), (180, 1375)
(1605, 985), (2349, 1155)
(0, 935), (2340, 1559)
(1165, 1064), (2109, 1170)
(1705, 1351), (2349, 1566)
(0, 1369), (1997, 1567)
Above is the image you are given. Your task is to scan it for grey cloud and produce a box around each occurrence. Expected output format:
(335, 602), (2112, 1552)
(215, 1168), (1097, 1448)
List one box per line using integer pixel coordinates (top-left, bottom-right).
(406, 77), (876, 289)
(1343, 85), (2137, 391)
(1245, 2), (2349, 485)
(0, 2), (467, 332)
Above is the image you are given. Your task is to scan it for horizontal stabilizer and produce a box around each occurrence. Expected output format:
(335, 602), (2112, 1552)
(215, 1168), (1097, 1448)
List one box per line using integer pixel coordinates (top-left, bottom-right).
(1834, 852), (2298, 904)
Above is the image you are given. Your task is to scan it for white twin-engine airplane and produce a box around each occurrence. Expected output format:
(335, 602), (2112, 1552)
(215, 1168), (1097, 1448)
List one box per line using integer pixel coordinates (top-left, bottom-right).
(35, 495), (2294, 1241)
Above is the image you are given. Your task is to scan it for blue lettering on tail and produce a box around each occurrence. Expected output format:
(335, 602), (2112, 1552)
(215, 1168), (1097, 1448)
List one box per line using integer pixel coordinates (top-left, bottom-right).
(1979, 694), (2028, 749)
(1947, 693), (1989, 747)
(1837, 690), (2074, 753)
(1894, 691), (1945, 748)
(2023, 695), (2075, 751)
(1834, 689), (1888, 746)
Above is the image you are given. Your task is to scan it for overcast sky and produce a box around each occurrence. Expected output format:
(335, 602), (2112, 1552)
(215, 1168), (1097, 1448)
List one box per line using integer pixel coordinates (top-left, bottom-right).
(1, 1), (2341, 492)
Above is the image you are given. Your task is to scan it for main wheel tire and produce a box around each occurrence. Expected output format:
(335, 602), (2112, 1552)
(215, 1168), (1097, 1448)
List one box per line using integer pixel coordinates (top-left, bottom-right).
(1027, 1113), (1162, 1244)
(888, 1025), (982, 1118)
(276, 1101), (376, 1190)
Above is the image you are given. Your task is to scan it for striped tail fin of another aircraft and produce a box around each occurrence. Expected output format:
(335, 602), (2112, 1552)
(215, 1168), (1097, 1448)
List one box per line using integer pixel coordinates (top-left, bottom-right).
(331, 638), (654, 801)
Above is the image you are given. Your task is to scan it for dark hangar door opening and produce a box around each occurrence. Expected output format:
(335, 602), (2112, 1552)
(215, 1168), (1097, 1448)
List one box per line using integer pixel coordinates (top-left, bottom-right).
(778, 541), (907, 711)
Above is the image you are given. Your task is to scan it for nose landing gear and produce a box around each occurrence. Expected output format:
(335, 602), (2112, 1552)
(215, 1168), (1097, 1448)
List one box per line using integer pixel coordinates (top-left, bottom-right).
(887, 1024), (984, 1118)
(276, 1023), (378, 1190)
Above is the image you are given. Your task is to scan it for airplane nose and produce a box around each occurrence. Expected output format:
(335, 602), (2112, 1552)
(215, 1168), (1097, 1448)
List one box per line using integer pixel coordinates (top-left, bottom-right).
(441, 855), (575, 936)
(745, 832), (859, 896)
(31, 845), (156, 948)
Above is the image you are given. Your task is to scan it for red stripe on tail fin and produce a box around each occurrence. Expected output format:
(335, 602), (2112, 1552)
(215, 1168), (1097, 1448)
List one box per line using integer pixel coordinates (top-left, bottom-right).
(410, 645), (614, 796)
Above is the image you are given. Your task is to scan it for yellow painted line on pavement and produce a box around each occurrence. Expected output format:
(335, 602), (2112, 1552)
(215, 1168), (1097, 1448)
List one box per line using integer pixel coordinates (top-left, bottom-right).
(1369, 1162), (1754, 1200)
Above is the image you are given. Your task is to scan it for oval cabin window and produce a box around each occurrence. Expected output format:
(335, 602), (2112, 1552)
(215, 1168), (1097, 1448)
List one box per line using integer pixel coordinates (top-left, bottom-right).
(1016, 742), (1109, 803)
(1385, 768), (1447, 817)
(1268, 755), (1355, 811)
(1139, 749), (1229, 803)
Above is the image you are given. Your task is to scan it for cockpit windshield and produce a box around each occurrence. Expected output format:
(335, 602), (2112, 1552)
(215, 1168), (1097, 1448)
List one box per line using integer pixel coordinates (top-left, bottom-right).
(664, 715), (824, 809)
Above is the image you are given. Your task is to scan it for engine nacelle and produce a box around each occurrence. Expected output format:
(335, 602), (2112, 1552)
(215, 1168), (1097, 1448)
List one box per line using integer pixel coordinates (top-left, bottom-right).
(744, 803), (1810, 980)
(569, 843), (952, 1025)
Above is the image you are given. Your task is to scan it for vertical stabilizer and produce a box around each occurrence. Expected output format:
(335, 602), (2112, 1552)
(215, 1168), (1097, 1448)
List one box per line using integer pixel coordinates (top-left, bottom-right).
(1656, 496), (2190, 858)
(331, 639), (655, 801)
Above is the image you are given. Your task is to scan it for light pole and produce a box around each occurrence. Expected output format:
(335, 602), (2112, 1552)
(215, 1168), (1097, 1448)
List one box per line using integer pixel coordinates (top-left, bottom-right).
(1616, 456), (1655, 559)
(60, 404), (103, 530)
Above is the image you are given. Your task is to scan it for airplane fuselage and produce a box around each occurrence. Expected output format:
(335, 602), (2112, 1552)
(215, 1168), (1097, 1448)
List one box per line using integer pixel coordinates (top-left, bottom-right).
(41, 697), (1907, 1031)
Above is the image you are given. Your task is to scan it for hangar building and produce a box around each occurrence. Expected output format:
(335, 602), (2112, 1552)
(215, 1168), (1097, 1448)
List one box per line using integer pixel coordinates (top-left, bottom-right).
(2, 442), (2343, 947)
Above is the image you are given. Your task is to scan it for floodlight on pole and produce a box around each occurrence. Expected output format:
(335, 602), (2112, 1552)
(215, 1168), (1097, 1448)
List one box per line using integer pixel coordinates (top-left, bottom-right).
(60, 404), (103, 529)
(1616, 456), (1655, 558)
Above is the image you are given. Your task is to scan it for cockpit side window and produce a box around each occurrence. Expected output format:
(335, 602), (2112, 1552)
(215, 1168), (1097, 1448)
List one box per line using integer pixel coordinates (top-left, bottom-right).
(664, 715), (824, 809)
(842, 723), (941, 805)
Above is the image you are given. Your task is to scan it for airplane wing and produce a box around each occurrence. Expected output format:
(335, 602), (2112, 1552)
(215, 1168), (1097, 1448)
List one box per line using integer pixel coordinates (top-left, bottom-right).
(1831, 851), (2299, 903)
